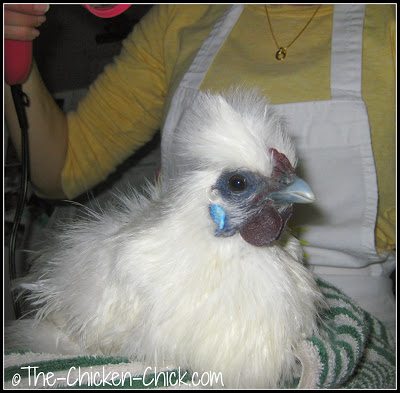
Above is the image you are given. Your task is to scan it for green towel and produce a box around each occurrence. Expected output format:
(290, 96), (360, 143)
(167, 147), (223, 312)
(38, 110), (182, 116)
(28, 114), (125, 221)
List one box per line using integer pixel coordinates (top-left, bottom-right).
(4, 279), (395, 389)
(297, 279), (395, 388)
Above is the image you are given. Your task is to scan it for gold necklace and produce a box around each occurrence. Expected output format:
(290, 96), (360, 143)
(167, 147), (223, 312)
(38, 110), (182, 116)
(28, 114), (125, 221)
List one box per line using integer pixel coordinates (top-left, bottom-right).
(265, 5), (321, 61)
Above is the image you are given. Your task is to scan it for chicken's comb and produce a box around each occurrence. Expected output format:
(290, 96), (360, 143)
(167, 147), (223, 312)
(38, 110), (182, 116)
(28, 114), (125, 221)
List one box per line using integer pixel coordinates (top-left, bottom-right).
(269, 148), (295, 178)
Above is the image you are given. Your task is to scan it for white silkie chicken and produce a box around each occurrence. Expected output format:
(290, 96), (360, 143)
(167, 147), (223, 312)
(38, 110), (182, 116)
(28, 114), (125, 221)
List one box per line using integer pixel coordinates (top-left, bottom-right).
(7, 88), (323, 388)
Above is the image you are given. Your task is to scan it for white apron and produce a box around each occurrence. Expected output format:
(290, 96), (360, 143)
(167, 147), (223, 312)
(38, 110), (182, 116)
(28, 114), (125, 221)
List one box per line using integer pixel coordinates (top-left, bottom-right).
(160, 5), (395, 331)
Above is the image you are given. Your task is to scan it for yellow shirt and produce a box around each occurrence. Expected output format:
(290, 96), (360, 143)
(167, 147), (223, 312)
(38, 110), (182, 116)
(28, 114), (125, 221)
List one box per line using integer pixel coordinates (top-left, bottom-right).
(63, 5), (395, 251)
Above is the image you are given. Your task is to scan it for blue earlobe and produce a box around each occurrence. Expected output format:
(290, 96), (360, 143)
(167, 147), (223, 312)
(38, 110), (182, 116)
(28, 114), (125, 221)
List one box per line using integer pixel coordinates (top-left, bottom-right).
(209, 204), (226, 231)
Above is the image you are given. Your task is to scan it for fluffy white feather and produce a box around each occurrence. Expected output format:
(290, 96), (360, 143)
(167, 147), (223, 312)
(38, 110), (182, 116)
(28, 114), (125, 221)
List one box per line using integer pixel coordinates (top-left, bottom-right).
(6, 88), (323, 388)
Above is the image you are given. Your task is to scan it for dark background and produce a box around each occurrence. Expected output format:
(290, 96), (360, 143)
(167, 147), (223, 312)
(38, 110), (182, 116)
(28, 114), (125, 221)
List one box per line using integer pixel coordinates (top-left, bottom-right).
(34, 4), (152, 92)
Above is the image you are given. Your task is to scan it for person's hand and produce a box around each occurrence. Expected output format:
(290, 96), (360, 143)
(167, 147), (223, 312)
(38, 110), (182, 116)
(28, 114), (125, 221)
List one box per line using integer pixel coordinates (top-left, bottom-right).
(4, 4), (49, 41)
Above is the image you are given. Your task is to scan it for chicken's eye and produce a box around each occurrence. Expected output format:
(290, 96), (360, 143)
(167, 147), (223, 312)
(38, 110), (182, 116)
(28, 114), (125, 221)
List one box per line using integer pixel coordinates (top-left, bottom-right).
(228, 174), (247, 192)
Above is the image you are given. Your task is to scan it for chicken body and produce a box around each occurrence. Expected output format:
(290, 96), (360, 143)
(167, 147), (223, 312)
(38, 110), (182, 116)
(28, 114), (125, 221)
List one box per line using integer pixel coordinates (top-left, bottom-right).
(6, 89), (322, 388)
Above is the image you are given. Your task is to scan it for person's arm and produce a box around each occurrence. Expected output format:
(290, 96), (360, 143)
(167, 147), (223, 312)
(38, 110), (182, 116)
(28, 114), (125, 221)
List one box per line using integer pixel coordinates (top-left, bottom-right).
(5, 4), (67, 198)
(5, 62), (68, 199)
(6, 5), (169, 200)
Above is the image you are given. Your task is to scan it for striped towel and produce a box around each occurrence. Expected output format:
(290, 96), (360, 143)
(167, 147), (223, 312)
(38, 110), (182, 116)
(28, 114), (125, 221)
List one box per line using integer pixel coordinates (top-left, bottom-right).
(297, 279), (396, 389)
(4, 279), (395, 389)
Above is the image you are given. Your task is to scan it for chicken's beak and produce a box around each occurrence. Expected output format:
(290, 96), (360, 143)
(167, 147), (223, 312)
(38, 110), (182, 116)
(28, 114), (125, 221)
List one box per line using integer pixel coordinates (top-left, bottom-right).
(269, 176), (315, 204)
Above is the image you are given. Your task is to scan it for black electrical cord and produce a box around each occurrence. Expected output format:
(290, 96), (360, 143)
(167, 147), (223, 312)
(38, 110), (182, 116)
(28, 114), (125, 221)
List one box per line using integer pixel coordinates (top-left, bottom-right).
(9, 84), (31, 320)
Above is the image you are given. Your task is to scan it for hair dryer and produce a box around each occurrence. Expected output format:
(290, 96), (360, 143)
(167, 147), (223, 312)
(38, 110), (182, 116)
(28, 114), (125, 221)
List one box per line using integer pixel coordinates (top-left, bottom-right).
(5, 4), (132, 320)
(5, 4), (132, 85)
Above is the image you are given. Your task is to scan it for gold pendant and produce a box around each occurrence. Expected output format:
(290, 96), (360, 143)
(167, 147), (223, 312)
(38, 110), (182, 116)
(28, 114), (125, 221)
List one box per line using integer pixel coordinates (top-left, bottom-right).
(275, 47), (287, 61)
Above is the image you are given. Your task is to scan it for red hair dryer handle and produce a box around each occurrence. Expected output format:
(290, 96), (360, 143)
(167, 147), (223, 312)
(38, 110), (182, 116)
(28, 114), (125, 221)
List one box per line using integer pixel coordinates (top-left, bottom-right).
(4, 5), (132, 85)
(5, 40), (33, 85)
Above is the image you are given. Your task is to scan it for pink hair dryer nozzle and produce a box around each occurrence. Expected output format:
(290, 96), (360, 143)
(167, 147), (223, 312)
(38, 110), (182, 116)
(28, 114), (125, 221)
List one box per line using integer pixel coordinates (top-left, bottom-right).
(83, 4), (132, 18)
(5, 4), (132, 85)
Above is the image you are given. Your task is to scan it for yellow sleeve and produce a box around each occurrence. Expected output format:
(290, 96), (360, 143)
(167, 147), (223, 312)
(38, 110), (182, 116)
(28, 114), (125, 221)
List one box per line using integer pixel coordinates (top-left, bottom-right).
(363, 5), (396, 252)
(62, 6), (170, 199)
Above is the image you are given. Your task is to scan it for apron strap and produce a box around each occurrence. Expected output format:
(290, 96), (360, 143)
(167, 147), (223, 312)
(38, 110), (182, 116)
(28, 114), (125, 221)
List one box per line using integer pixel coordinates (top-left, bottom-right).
(161, 5), (243, 182)
(330, 5), (365, 100)
(180, 4), (244, 90)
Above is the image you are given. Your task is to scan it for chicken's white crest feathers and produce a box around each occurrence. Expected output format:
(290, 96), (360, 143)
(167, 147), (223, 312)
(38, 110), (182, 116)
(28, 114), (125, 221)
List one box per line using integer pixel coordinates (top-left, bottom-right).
(173, 88), (296, 177)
